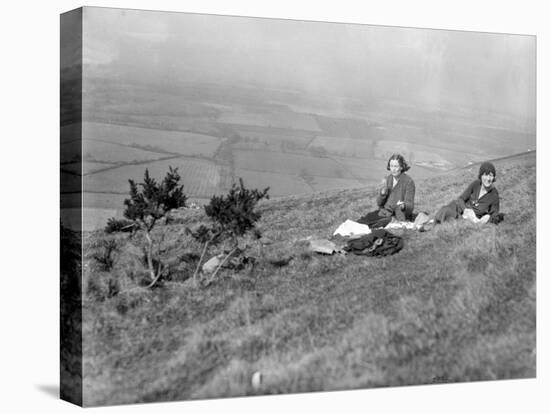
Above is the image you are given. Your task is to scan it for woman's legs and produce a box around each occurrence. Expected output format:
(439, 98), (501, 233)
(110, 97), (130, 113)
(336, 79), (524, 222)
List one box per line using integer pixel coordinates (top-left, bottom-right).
(434, 201), (460, 224)
(357, 210), (392, 228)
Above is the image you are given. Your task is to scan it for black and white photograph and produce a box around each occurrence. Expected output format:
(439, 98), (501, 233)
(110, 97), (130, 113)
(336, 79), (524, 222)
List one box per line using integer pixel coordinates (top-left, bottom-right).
(4, 1), (549, 413)
(59, 5), (537, 407)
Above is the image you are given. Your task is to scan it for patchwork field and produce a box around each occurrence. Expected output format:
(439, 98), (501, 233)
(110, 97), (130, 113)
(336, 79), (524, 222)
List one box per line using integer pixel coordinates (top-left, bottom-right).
(380, 121), (533, 161)
(234, 169), (313, 197)
(315, 115), (384, 140)
(83, 157), (221, 197)
(308, 176), (364, 193)
(80, 140), (169, 164)
(331, 157), (442, 185)
(85, 112), (224, 137)
(234, 150), (354, 178)
(330, 157), (389, 183)
(231, 127), (314, 149)
(65, 83), (535, 236)
(82, 122), (221, 157)
(217, 111), (321, 132)
(308, 136), (375, 158)
(96, 96), (220, 118)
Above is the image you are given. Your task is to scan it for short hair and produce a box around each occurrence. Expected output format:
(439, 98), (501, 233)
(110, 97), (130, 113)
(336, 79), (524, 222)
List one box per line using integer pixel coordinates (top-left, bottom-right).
(386, 153), (410, 172)
(478, 161), (497, 182)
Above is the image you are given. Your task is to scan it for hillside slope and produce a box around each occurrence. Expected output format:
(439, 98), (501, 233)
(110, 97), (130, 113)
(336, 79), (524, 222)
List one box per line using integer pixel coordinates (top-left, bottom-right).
(81, 151), (536, 406)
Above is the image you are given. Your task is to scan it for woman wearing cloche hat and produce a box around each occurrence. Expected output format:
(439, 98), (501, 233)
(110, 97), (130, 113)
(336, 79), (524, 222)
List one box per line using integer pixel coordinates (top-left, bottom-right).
(432, 161), (501, 225)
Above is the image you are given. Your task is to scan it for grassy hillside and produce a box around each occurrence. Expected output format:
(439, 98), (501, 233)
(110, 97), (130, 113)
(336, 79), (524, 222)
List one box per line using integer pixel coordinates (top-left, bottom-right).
(81, 151), (536, 406)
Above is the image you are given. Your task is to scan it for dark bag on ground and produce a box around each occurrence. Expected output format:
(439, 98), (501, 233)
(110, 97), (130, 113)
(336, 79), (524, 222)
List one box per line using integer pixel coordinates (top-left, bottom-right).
(489, 212), (505, 224)
(344, 229), (404, 257)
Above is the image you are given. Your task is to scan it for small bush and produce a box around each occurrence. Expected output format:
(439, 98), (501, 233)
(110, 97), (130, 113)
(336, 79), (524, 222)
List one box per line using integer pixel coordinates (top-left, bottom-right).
(122, 167), (188, 287)
(91, 239), (120, 271)
(191, 179), (269, 284)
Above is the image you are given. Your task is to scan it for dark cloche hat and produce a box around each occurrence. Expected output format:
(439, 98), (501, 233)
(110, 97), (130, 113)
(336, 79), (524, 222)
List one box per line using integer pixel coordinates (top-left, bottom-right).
(478, 161), (496, 179)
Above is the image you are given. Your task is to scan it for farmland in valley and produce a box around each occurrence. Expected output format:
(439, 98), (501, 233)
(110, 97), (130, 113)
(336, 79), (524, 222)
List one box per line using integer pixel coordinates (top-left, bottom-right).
(82, 122), (222, 157)
(308, 136), (375, 158)
(230, 126), (315, 149)
(217, 111), (321, 132)
(83, 157), (221, 197)
(308, 176), (364, 193)
(330, 157), (388, 184)
(61, 80), (535, 231)
(315, 115), (384, 140)
(234, 150), (354, 178)
(81, 140), (169, 164)
(235, 169), (313, 197)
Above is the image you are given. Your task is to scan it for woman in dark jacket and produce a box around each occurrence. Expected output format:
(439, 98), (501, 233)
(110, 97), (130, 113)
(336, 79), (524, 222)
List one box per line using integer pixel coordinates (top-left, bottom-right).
(434, 161), (500, 224)
(358, 153), (416, 228)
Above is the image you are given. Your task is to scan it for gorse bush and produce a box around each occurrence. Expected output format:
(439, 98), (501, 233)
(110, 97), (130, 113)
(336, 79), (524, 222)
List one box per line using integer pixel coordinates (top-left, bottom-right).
(191, 178), (269, 284)
(124, 167), (187, 227)
(122, 166), (187, 288)
(204, 178), (269, 240)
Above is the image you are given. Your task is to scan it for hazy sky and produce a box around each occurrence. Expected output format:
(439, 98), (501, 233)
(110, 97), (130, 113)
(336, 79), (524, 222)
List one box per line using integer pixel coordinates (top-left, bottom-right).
(82, 7), (535, 120)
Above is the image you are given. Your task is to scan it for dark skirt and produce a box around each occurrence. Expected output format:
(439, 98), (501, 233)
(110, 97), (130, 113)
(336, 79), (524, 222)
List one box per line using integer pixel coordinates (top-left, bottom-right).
(357, 210), (392, 229)
(434, 200), (463, 223)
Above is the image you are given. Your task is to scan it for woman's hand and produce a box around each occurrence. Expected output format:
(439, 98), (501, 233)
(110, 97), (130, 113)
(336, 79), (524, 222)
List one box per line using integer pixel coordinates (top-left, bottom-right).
(396, 200), (405, 210)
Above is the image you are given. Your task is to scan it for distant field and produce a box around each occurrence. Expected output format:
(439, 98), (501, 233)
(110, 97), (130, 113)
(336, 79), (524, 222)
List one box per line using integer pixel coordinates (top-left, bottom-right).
(84, 157), (221, 198)
(83, 193), (129, 210)
(380, 121), (532, 160)
(218, 111), (321, 132)
(97, 96), (220, 118)
(315, 115), (384, 140)
(308, 136), (375, 158)
(232, 127), (313, 149)
(331, 156), (441, 185)
(375, 140), (454, 168)
(61, 207), (121, 232)
(308, 176), (364, 193)
(78, 140), (169, 164)
(234, 150), (354, 178)
(331, 157), (388, 183)
(62, 193), (133, 231)
(235, 169), (313, 197)
(375, 139), (490, 168)
(82, 122), (221, 157)
(86, 111), (223, 137)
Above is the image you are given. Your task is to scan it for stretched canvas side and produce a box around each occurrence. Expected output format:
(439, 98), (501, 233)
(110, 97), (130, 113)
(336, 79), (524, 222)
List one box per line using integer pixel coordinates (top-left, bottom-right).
(60, 7), (83, 407)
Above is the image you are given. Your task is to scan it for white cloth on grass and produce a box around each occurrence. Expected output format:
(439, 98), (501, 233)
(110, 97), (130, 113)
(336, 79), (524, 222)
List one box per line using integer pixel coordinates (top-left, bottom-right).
(462, 208), (490, 224)
(333, 219), (371, 237)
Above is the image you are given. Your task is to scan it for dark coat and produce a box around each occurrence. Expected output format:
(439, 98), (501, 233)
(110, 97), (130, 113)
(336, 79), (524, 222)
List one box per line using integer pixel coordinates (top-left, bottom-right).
(376, 172), (416, 220)
(459, 180), (500, 219)
(434, 180), (500, 224)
